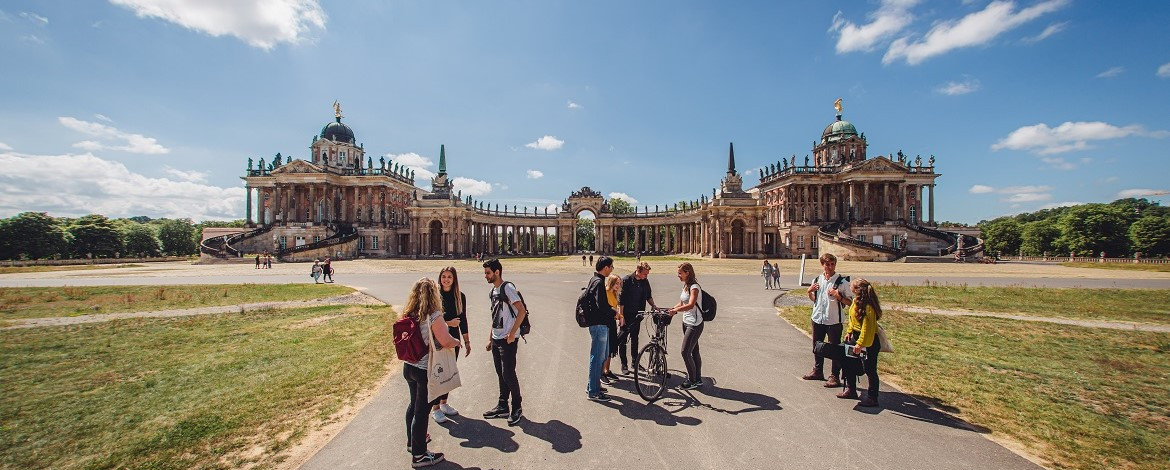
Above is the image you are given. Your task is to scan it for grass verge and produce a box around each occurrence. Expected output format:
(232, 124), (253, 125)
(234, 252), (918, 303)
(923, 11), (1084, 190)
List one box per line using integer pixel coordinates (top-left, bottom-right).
(0, 284), (353, 320)
(0, 264), (147, 274)
(777, 305), (1170, 470)
(879, 284), (1170, 325)
(1061, 262), (1170, 273)
(0, 304), (392, 469)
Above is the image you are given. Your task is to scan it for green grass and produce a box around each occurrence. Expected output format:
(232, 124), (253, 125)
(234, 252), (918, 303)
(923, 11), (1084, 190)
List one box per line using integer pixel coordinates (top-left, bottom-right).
(0, 264), (147, 274)
(777, 305), (1170, 470)
(0, 284), (354, 320)
(879, 284), (1170, 325)
(1061, 262), (1170, 273)
(0, 304), (393, 469)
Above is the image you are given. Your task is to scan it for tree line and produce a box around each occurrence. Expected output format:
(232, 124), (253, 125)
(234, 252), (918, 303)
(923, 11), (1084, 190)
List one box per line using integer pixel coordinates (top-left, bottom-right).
(978, 198), (1170, 258)
(0, 212), (245, 261)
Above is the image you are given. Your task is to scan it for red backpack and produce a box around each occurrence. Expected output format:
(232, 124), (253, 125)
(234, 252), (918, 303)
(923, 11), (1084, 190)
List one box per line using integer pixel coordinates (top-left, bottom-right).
(393, 315), (427, 363)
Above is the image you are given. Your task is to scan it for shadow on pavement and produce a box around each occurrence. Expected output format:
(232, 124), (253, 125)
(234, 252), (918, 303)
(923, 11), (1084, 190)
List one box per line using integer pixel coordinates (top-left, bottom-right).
(438, 416), (520, 452)
(858, 391), (991, 433)
(594, 392), (703, 426)
(515, 419), (583, 453)
(678, 377), (783, 415)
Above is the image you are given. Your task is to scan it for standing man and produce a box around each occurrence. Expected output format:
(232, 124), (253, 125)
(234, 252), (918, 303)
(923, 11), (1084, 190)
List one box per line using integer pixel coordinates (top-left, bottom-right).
(761, 260), (774, 289)
(804, 253), (853, 388)
(482, 258), (525, 426)
(584, 256), (615, 401)
(617, 261), (657, 375)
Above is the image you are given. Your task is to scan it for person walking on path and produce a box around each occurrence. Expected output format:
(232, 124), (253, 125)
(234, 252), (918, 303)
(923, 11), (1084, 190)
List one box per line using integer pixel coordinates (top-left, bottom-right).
(481, 258), (526, 426)
(761, 260), (774, 289)
(401, 278), (461, 467)
(311, 261), (323, 283)
(841, 278), (883, 406)
(668, 262), (704, 390)
(617, 262), (657, 375)
(432, 266), (470, 423)
(804, 253), (853, 388)
(581, 254), (587, 266)
(584, 256), (615, 401)
(601, 273), (622, 384)
(323, 257), (333, 283)
(255, 254), (261, 269)
(771, 261), (780, 289)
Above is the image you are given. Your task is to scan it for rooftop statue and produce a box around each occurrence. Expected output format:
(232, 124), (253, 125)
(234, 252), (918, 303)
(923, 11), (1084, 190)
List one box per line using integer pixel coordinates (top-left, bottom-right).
(834, 97), (843, 114)
(248, 158), (253, 171)
(333, 100), (343, 119)
(380, 156), (385, 169)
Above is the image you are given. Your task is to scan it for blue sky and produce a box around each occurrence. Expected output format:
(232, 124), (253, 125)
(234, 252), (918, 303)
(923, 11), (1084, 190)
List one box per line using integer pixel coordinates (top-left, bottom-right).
(1, 0), (1167, 223)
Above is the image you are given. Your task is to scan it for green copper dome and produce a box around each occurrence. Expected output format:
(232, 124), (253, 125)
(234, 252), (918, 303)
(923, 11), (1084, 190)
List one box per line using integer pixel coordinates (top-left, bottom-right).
(821, 116), (858, 143)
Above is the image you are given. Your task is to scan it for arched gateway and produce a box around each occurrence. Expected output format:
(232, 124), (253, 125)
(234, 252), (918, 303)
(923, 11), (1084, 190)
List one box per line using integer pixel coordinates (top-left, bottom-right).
(206, 101), (963, 262)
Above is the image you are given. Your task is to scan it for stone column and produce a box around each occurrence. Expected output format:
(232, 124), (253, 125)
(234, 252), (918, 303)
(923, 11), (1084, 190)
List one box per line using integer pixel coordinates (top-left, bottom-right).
(928, 184), (935, 225)
(245, 185), (253, 225)
(756, 216), (764, 255)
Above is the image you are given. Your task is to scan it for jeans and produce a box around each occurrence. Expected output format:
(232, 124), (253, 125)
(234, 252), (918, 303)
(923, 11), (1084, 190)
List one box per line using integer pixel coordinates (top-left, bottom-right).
(491, 338), (521, 409)
(617, 318), (642, 368)
(811, 322), (843, 379)
(403, 365), (436, 456)
(681, 323), (704, 383)
(845, 345), (881, 398)
(587, 325), (609, 396)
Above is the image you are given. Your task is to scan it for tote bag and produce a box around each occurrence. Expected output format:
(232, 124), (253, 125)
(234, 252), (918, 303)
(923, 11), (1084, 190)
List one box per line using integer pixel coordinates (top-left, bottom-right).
(426, 316), (462, 402)
(876, 325), (894, 353)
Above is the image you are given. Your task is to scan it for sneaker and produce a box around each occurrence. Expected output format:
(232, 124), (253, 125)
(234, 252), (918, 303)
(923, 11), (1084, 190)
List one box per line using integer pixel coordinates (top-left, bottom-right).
(587, 393), (612, 402)
(482, 405), (509, 419)
(677, 380), (693, 389)
(621, 366), (630, 375)
(507, 407), (523, 426)
(801, 369), (825, 381)
(430, 409), (448, 423)
(823, 376), (841, 388)
(836, 388), (858, 399)
(438, 403), (459, 416)
(411, 451), (445, 468)
(682, 380), (703, 390)
(600, 374), (614, 385)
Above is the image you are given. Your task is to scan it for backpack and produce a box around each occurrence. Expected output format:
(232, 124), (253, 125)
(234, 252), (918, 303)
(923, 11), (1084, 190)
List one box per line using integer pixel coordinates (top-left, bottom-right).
(694, 284), (717, 322)
(392, 315), (427, 363)
(574, 277), (601, 328)
(495, 281), (532, 337)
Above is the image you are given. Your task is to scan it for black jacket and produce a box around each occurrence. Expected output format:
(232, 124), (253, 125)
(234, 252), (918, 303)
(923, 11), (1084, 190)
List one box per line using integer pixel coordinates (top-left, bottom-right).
(585, 272), (613, 326)
(619, 273), (652, 314)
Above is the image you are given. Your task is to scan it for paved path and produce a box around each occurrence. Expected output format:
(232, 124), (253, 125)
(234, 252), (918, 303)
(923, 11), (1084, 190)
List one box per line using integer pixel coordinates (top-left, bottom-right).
(1, 292), (381, 330)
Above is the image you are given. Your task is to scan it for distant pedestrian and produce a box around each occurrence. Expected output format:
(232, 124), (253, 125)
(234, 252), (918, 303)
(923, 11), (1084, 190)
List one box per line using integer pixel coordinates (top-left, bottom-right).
(400, 278), (461, 467)
(636, 251), (641, 262)
(311, 261), (323, 283)
(589, 254), (594, 267)
(761, 260), (774, 289)
(582, 254), (587, 266)
(804, 253), (852, 388)
(583, 256), (615, 401)
(771, 262), (780, 288)
(617, 262), (657, 375)
(255, 254), (261, 269)
(432, 266), (470, 424)
(842, 278), (882, 407)
(265, 254), (273, 269)
(482, 258), (525, 426)
(668, 262), (704, 390)
(323, 257), (333, 282)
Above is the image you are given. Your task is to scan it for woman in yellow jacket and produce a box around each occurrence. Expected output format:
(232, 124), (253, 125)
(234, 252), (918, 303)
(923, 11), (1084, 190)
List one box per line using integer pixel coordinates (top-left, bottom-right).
(840, 278), (882, 407)
(601, 273), (623, 383)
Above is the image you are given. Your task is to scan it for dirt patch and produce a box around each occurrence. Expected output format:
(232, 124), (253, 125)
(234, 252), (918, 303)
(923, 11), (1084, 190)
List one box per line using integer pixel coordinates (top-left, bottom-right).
(288, 314), (351, 330)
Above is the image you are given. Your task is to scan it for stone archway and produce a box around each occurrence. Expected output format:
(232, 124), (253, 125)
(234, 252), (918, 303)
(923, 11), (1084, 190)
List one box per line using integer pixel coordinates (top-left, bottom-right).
(731, 219), (746, 255)
(575, 209), (597, 252)
(428, 220), (443, 255)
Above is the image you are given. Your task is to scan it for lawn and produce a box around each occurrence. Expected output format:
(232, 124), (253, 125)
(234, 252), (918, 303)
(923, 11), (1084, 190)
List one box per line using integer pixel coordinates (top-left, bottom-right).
(878, 284), (1170, 325)
(777, 305), (1170, 470)
(1061, 262), (1170, 273)
(0, 304), (393, 469)
(0, 264), (147, 274)
(0, 284), (353, 320)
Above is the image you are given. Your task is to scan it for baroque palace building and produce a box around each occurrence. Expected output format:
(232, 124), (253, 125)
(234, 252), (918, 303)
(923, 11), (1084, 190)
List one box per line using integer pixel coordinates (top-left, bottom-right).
(201, 101), (973, 262)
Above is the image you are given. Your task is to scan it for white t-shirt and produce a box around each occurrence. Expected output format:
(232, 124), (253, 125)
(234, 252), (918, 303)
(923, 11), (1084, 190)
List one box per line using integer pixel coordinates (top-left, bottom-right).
(679, 284), (703, 327)
(490, 282), (522, 340)
(407, 311), (443, 370)
(811, 273), (852, 325)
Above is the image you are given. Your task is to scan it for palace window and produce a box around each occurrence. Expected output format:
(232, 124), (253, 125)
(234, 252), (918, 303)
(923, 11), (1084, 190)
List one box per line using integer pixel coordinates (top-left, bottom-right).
(358, 236), (365, 251)
(798, 236), (805, 249)
(372, 236), (379, 250)
(314, 236), (321, 244)
(910, 206), (917, 222)
(812, 238), (818, 249)
(279, 236), (287, 250)
(857, 234), (866, 243)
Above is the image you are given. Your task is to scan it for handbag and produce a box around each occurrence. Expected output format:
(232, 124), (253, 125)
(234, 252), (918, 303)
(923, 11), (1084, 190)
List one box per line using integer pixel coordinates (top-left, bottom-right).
(426, 316), (461, 402)
(876, 325), (894, 353)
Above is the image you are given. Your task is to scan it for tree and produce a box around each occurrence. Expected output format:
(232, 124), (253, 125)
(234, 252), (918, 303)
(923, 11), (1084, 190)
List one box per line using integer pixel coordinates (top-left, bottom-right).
(576, 218), (595, 251)
(1019, 220), (1062, 256)
(122, 223), (162, 257)
(608, 198), (634, 215)
(980, 218), (1022, 255)
(1057, 204), (1130, 256)
(0, 212), (69, 260)
(69, 214), (123, 258)
(1128, 216), (1170, 257)
(158, 218), (198, 256)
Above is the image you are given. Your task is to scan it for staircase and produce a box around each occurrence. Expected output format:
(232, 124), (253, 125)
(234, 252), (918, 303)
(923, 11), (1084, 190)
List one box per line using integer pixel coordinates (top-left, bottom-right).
(277, 224), (358, 260)
(199, 225), (274, 259)
(817, 223), (903, 257)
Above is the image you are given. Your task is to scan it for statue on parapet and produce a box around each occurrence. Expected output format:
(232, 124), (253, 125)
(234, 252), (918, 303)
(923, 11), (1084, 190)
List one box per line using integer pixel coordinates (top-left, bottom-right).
(248, 158), (253, 171)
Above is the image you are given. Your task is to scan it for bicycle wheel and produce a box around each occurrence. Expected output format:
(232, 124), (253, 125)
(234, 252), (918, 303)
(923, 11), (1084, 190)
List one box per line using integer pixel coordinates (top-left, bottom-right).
(634, 344), (668, 402)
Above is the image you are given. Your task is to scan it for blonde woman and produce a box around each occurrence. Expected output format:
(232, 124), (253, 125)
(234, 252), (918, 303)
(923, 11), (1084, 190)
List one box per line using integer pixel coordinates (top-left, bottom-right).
(401, 278), (461, 467)
(601, 273), (623, 383)
(841, 278), (882, 407)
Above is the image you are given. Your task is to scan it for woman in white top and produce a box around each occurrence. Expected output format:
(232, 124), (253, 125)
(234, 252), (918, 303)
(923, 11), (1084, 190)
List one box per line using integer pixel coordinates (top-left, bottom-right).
(401, 278), (461, 467)
(667, 262), (704, 390)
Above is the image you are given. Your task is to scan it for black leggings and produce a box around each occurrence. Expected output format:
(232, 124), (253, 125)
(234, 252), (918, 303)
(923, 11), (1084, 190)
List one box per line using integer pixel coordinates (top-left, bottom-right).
(404, 365), (438, 456)
(617, 318), (642, 368)
(845, 345), (880, 398)
(811, 322), (843, 379)
(681, 323), (704, 383)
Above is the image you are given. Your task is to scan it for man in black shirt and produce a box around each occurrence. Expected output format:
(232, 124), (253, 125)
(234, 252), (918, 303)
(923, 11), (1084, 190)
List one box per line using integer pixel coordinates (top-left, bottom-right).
(585, 256), (615, 401)
(617, 262), (657, 375)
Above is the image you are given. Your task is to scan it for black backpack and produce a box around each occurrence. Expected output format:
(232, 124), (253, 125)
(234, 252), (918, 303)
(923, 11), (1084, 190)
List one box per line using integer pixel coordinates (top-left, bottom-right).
(574, 277), (600, 328)
(696, 284), (717, 321)
(495, 281), (531, 336)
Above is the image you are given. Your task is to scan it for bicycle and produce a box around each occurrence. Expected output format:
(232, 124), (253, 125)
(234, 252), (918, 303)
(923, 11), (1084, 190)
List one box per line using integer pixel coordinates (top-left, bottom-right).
(633, 308), (672, 402)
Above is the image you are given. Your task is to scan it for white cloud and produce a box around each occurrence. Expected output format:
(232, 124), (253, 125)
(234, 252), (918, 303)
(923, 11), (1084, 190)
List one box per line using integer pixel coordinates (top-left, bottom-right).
(94, 113), (113, 122)
(20, 12), (48, 24)
(970, 185), (1053, 203)
(1040, 156), (1085, 170)
(162, 166), (209, 183)
(1158, 62), (1170, 78)
(829, 0), (919, 53)
(999, 185), (1052, 194)
(0, 142), (12, 151)
(452, 177), (492, 197)
(525, 135), (564, 151)
(969, 184), (995, 194)
(386, 152), (433, 168)
(20, 34), (45, 44)
(936, 77), (981, 95)
(1096, 66), (1124, 78)
(1039, 201), (1082, 210)
(1005, 192), (1051, 203)
(992, 121), (1166, 155)
(545, 203), (560, 214)
(526, 169), (544, 179)
(1020, 21), (1067, 44)
(567, 101), (581, 109)
(883, 0), (1069, 65)
(1117, 188), (1168, 199)
(608, 192), (639, 204)
(110, 0), (326, 50)
(0, 151), (243, 221)
(58, 116), (170, 154)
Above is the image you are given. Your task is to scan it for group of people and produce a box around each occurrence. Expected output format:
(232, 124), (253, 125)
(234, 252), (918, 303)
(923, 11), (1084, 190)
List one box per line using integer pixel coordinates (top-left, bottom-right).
(254, 253), (274, 269)
(760, 259), (781, 289)
(803, 253), (883, 408)
(309, 258), (334, 283)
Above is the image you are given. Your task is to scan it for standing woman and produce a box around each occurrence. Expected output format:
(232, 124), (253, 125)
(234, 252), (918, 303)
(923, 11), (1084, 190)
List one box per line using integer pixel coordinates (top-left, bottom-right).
(401, 278), (461, 467)
(761, 260), (773, 289)
(668, 262), (704, 390)
(843, 278), (883, 407)
(601, 273), (623, 383)
(432, 267), (471, 423)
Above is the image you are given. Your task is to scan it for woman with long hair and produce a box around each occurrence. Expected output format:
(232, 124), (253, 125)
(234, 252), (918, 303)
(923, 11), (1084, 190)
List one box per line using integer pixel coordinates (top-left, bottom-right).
(401, 278), (461, 467)
(601, 273), (623, 383)
(841, 278), (882, 407)
(431, 267), (470, 423)
(667, 262), (704, 390)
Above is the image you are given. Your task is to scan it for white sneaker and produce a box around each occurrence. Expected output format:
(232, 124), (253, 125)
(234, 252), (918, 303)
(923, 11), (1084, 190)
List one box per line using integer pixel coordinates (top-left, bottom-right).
(430, 409), (448, 423)
(439, 403), (459, 416)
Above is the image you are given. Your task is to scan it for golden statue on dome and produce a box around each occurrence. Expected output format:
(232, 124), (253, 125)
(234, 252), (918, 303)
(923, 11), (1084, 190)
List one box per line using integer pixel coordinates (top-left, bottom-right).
(333, 100), (343, 119)
(833, 97), (843, 115)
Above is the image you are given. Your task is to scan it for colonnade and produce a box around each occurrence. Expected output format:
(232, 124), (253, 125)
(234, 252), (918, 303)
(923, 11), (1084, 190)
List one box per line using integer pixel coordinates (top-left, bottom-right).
(765, 181), (934, 227)
(245, 183), (410, 227)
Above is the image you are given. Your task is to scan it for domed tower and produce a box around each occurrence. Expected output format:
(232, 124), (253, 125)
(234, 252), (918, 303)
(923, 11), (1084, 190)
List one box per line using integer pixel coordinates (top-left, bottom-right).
(813, 98), (866, 167)
(310, 101), (365, 171)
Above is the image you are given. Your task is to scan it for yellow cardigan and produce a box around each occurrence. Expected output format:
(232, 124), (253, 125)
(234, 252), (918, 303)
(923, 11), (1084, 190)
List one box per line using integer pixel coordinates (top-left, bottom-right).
(607, 291), (619, 317)
(847, 302), (879, 348)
